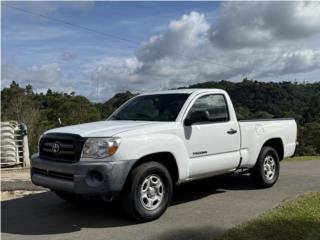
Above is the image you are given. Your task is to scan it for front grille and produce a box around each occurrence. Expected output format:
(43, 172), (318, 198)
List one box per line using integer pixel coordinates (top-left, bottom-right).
(39, 133), (86, 163)
(33, 167), (74, 181)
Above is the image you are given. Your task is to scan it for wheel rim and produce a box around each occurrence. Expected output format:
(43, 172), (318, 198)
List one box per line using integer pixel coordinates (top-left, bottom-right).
(139, 174), (164, 210)
(263, 155), (276, 181)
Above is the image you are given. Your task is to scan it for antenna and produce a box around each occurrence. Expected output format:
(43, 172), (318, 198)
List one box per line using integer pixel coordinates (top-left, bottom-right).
(58, 118), (62, 126)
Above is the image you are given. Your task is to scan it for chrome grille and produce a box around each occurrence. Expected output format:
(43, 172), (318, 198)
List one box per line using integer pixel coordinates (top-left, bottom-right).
(39, 133), (86, 163)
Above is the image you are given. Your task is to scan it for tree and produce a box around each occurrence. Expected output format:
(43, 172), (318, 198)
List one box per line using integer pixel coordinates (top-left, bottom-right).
(1, 83), (41, 153)
(1, 80), (320, 156)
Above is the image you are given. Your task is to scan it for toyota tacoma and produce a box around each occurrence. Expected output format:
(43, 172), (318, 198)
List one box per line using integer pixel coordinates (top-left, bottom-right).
(31, 89), (297, 221)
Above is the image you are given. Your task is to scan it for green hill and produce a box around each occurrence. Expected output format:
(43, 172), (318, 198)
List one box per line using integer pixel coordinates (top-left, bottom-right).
(1, 79), (319, 156)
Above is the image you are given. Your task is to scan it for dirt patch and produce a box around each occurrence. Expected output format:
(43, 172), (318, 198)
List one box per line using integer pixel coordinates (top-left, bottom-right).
(1, 168), (31, 181)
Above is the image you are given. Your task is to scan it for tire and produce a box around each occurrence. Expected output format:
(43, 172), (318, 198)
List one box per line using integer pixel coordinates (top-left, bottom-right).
(121, 162), (173, 222)
(54, 191), (81, 203)
(250, 146), (280, 188)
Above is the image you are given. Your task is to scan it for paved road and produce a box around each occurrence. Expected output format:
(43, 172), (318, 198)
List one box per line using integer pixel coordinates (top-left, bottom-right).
(2, 160), (320, 240)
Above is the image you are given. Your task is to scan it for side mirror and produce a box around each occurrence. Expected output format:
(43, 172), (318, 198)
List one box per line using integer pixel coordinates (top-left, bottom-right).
(184, 110), (210, 126)
(183, 118), (193, 127)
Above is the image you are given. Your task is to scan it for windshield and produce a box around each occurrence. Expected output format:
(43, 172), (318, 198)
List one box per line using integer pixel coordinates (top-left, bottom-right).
(109, 94), (190, 121)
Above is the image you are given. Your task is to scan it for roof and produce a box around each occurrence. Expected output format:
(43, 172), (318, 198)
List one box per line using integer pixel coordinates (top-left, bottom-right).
(141, 88), (226, 95)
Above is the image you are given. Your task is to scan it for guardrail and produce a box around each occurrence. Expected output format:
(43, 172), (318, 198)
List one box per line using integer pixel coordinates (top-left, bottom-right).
(0, 121), (30, 168)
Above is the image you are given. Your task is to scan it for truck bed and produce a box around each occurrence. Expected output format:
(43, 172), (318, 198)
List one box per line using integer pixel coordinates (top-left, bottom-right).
(238, 118), (297, 168)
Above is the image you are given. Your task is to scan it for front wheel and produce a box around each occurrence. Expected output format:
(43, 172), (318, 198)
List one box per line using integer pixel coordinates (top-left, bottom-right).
(121, 162), (173, 222)
(250, 146), (280, 188)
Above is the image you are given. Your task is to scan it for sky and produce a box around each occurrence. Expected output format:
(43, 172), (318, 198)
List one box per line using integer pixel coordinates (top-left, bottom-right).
(2, 1), (320, 102)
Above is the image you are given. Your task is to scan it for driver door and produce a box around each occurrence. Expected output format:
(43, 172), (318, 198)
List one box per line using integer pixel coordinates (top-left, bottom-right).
(183, 94), (240, 178)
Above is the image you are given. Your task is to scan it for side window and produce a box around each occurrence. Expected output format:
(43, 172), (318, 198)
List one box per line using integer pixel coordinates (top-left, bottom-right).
(188, 94), (229, 122)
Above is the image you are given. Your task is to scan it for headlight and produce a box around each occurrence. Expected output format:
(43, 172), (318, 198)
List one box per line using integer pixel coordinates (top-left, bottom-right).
(81, 137), (121, 159)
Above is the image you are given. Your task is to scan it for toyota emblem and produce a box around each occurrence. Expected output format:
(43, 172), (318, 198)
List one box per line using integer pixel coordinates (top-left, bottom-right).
(52, 143), (60, 154)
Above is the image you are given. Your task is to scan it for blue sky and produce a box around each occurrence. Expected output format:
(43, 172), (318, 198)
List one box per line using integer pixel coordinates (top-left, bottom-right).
(2, 2), (219, 64)
(2, 1), (320, 102)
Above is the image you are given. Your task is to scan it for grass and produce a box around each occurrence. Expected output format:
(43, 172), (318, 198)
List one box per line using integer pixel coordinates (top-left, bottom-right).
(284, 156), (320, 162)
(218, 192), (320, 240)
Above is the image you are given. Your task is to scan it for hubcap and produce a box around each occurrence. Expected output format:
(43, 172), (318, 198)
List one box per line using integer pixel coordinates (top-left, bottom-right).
(140, 175), (164, 210)
(263, 155), (276, 181)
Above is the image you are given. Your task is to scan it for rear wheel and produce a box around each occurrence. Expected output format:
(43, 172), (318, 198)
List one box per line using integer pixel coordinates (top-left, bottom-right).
(121, 162), (173, 222)
(250, 146), (280, 188)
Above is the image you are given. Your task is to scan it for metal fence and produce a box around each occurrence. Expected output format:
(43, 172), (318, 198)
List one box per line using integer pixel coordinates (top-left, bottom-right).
(0, 121), (30, 168)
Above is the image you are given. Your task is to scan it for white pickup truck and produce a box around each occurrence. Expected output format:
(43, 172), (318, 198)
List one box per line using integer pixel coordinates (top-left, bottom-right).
(31, 89), (297, 221)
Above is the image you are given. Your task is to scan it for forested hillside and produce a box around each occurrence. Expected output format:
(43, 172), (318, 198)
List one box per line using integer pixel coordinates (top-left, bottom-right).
(1, 80), (319, 156)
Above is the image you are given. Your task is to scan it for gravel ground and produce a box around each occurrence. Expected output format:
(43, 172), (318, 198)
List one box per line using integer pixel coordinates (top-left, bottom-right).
(1, 168), (45, 200)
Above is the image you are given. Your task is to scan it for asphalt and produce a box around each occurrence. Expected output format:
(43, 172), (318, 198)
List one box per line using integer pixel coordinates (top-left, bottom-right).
(1, 160), (320, 240)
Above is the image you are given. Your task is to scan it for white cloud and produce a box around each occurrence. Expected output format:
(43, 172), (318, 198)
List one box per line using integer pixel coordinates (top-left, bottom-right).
(281, 49), (320, 74)
(2, 61), (62, 90)
(209, 2), (320, 49)
(82, 57), (145, 100)
(257, 49), (320, 78)
(3, 3), (320, 102)
(82, 8), (320, 101)
(137, 11), (209, 62)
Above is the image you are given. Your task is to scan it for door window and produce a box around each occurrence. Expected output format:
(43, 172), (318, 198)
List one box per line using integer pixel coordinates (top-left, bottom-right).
(188, 94), (229, 123)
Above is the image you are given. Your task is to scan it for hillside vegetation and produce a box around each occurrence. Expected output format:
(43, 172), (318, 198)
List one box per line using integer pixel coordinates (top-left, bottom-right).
(1, 79), (319, 156)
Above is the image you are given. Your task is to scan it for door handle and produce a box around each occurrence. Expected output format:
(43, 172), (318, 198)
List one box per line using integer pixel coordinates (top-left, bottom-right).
(227, 128), (237, 134)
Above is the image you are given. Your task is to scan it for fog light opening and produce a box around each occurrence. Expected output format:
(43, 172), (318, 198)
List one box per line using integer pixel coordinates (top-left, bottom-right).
(85, 170), (103, 187)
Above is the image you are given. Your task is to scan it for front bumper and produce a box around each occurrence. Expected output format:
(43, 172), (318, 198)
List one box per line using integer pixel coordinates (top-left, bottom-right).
(30, 154), (135, 196)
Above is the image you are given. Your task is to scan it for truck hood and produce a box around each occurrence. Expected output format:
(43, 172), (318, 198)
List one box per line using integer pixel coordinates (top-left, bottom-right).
(45, 120), (161, 137)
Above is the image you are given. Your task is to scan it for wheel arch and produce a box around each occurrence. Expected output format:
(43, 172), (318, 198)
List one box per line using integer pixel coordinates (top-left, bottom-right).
(262, 138), (284, 160)
(130, 152), (179, 184)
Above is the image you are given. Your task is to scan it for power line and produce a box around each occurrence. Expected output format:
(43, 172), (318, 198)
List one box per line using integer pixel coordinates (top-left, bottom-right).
(2, 2), (227, 69)
(1, 3), (140, 46)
